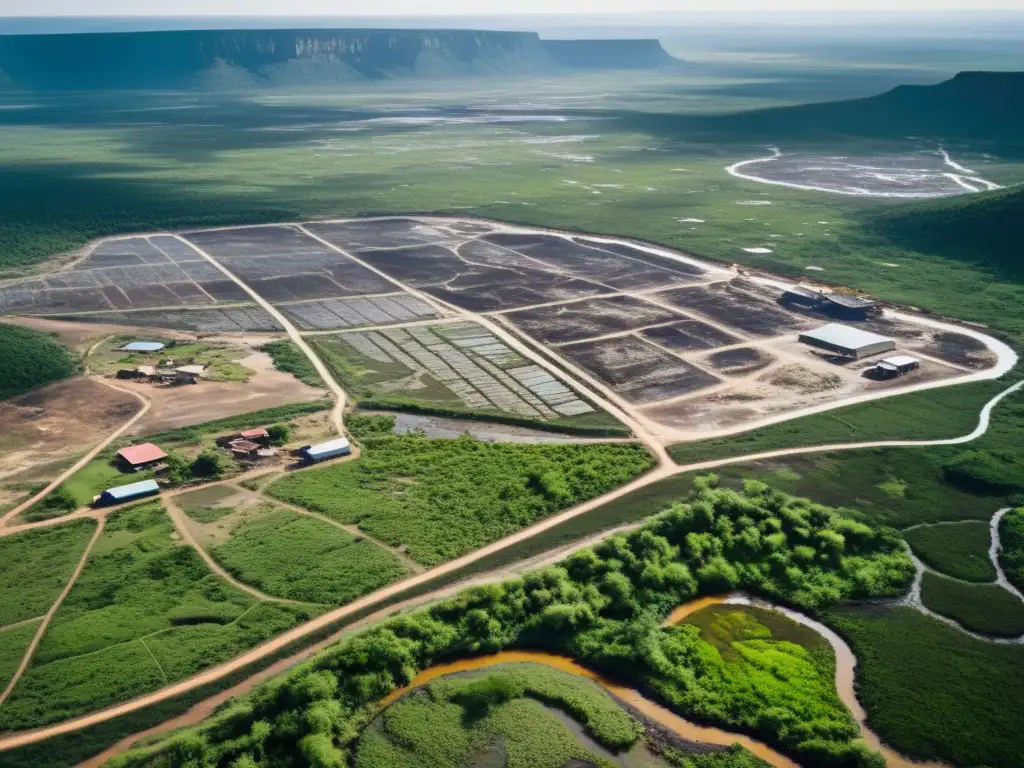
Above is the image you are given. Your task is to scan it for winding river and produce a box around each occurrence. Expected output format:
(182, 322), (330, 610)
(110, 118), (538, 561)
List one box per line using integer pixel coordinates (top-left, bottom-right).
(383, 595), (948, 768)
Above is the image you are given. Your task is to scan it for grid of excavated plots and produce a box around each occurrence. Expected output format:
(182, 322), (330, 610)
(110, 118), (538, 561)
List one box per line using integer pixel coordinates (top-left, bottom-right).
(340, 321), (594, 419)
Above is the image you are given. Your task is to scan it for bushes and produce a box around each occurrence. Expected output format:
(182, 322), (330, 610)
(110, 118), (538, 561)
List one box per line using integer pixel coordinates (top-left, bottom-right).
(943, 449), (1024, 494)
(919, 571), (1024, 637)
(903, 521), (996, 582)
(260, 341), (324, 387)
(998, 507), (1024, 593)
(267, 434), (656, 566)
(266, 424), (290, 446)
(113, 479), (911, 768)
(0, 324), (78, 401)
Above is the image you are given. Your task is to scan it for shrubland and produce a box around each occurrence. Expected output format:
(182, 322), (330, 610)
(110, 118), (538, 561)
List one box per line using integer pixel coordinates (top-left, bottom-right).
(0, 323), (78, 400)
(110, 477), (912, 768)
(903, 521), (995, 582)
(918, 571), (1024, 638)
(998, 507), (1024, 593)
(267, 432), (655, 566)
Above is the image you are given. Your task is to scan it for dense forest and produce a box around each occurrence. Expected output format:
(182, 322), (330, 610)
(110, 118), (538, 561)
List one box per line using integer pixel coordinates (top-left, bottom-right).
(110, 477), (913, 768)
(0, 323), (78, 400)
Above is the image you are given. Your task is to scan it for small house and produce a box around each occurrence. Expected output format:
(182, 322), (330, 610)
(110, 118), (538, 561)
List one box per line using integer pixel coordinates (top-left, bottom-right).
(227, 439), (263, 459)
(873, 356), (921, 379)
(823, 293), (880, 321)
(116, 365), (156, 380)
(118, 341), (165, 353)
(174, 365), (206, 385)
(299, 438), (352, 463)
(239, 428), (269, 441)
(96, 479), (160, 506)
(116, 443), (168, 471)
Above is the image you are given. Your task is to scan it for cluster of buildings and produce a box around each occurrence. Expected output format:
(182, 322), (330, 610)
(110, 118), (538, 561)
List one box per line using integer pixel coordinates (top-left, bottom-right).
(115, 341), (205, 386)
(780, 286), (881, 321)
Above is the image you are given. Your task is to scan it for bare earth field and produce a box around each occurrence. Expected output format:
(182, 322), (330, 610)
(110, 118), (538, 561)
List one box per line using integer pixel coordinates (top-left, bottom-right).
(0, 378), (141, 482)
(0, 216), (1007, 444)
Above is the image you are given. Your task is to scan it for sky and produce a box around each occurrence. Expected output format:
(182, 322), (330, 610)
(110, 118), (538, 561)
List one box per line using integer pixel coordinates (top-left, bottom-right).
(1, 0), (1020, 15)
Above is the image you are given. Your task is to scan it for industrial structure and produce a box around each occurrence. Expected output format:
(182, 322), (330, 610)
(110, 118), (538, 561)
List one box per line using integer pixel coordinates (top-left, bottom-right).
(798, 324), (896, 359)
(299, 438), (352, 463)
(116, 443), (168, 471)
(118, 341), (165, 353)
(95, 479), (160, 506)
(873, 355), (921, 379)
(780, 285), (880, 321)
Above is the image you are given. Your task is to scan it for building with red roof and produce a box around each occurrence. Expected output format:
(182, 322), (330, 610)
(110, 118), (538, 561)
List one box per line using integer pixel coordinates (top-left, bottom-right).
(239, 428), (269, 440)
(116, 443), (168, 471)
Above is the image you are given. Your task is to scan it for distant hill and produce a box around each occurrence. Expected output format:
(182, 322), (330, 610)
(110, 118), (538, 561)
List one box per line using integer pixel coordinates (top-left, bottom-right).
(0, 28), (686, 90)
(711, 71), (1024, 143)
(868, 184), (1024, 277)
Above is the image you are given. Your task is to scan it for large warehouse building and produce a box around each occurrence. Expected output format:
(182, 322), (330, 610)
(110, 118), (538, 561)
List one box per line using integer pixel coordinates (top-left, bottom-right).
(798, 323), (896, 359)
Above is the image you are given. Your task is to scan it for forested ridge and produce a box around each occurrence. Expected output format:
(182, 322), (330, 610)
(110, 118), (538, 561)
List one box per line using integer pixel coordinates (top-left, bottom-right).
(0, 323), (78, 400)
(110, 477), (913, 768)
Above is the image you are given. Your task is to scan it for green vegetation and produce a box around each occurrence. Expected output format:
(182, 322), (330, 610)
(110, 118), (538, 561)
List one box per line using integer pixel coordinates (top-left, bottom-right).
(20, 484), (79, 522)
(177, 485), (243, 524)
(260, 340), (324, 387)
(267, 433), (655, 566)
(0, 520), (96, 626)
(903, 521), (996, 582)
(919, 571), (1024, 637)
(0, 503), (315, 729)
(111, 479), (911, 768)
(211, 508), (408, 605)
(826, 604), (1024, 768)
(0, 323), (78, 400)
(668, 380), (1001, 465)
(0, 621), (40, 692)
(998, 507), (1024, 593)
(266, 423), (290, 446)
(357, 664), (646, 768)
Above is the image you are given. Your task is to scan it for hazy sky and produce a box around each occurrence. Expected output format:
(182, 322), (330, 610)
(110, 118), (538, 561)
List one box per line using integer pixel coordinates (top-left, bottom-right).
(1, 0), (1019, 14)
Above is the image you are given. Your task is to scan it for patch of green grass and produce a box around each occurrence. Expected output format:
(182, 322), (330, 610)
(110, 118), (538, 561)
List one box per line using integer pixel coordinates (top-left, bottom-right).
(903, 521), (996, 582)
(682, 604), (828, 664)
(0, 520), (97, 626)
(176, 485), (241, 523)
(919, 571), (1024, 637)
(0, 621), (40, 692)
(825, 604), (1024, 768)
(259, 340), (324, 387)
(668, 380), (1002, 465)
(58, 458), (153, 507)
(266, 434), (655, 566)
(0, 502), (317, 729)
(211, 508), (408, 605)
(0, 323), (79, 401)
(998, 507), (1024, 594)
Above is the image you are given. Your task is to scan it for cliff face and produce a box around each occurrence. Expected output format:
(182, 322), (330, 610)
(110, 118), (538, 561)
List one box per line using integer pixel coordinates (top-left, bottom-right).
(0, 29), (684, 90)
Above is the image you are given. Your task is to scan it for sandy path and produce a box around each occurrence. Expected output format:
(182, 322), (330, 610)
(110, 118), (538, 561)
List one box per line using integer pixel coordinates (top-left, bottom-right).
(173, 234), (347, 437)
(0, 517), (104, 706)
(0, 378), (150, 529)
(163, 497), (309, 606)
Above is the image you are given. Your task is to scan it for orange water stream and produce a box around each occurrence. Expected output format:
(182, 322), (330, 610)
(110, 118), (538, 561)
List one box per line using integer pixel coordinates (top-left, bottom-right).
(381, 595), (948, 768)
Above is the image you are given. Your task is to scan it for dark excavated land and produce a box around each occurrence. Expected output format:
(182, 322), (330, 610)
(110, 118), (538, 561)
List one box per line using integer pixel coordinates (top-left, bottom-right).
(560, 336), (720, 404)
(504, 296), (683, 345)
(658, 281), (818, 338)
(704, 347), (776, 375)
(639, 319), (740, 352)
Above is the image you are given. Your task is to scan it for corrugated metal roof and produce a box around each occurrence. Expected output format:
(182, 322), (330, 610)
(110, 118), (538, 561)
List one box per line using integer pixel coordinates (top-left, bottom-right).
(305, 438), (351, 458)
(118, 341), (165, 352)
(880, 356), (920, 367)
(104, 479), (159, 500)
(825, 294), (876, 309)
(782, 285), (823, 300)
(240, 428), (269, 439)
(117, 443), (167, 465)
(800, 324), (894, 351)
(175, 365), (206, 375)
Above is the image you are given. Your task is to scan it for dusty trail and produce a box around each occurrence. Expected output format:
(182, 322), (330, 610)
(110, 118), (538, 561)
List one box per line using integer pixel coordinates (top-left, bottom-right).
(163, 497), (308, 606)
(174, 234), (347, 437)
(0, 517), (104, 706)
(0, 377), (150, 529)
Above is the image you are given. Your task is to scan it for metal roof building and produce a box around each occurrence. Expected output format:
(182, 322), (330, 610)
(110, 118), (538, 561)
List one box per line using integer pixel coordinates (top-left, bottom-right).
(798, 324), (896, 359)
(118, 341), (165, 353)
(116, 443), (168, 468)
(239, 428), (269, 440)
(99, 479), (160, 505)
(300, 438), (352, 463)
(875, 356), (921, 378)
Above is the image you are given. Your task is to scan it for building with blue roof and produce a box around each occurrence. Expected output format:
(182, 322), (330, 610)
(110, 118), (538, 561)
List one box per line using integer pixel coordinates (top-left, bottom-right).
(118, 341), (166, 353)
(97, 479), (160, 506)
(300, 438), (352, 463)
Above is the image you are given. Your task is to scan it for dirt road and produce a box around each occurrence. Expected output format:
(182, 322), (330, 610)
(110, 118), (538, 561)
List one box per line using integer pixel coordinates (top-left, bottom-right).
(0, 517), (105, 706)
(0, 378), (150, 529)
